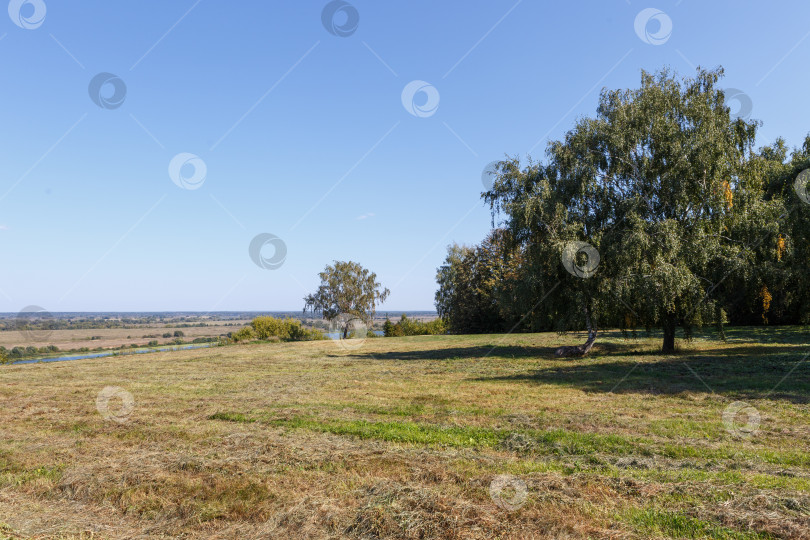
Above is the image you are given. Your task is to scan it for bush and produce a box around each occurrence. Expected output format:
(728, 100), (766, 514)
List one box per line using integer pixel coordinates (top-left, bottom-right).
(231, 326), (256, 342)
(250, 316), (286, 340)
(147, 340), (159, 347)
(231, 316), (327, 344)
(383, 315), (446, 337)
(174, 330), (184, 337)
(252, 316), (326, 342)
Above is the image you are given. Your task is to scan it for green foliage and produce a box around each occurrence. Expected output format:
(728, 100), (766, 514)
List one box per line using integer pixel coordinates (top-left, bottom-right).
(231, 316), (325, 343)
(435, 230), (523, 334)
(250, 316), (283, 339)
(479, 67), (791, 351)
(191, 337), (220, 344)
(231, 326), (256, 342)
(383, 314), (446, 337)
(304, 261), (390, 338)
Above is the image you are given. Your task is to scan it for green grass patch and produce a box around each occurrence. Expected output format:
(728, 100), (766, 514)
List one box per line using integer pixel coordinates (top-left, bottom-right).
(210, 411), (641, 453)
(624, 508), (776, 539)
(0, 464), (64, 487)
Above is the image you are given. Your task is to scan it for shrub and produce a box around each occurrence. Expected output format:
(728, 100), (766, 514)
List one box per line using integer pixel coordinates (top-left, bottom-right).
(250, 316), (326, 342)
(251, 316), (285, 340)
(230, 316), (328, 344)
(231, 326), (256, 342)
(307, 328), (326, 341)
(174, 330), (184, 337)
(383, 315), (446, 337)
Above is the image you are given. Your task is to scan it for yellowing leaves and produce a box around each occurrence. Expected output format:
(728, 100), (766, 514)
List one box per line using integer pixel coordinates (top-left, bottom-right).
(759, 285), (772, 324)
(722, 181), (733, 210)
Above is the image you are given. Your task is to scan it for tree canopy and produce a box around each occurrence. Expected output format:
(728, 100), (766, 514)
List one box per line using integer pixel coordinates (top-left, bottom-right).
(304, 261), (390, 339)
(437, 67), (810, 353)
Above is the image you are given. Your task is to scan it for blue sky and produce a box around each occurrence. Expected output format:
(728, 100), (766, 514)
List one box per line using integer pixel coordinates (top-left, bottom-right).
(1, 0), (809, 312)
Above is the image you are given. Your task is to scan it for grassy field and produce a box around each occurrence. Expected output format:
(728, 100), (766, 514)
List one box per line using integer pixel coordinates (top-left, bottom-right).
(0, 328), (808, 539)
(0, 323), (245, 353)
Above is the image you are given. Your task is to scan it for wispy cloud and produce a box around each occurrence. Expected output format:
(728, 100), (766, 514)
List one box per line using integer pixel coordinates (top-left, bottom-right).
(356, 213), (376, 221)
(0, 225), (8, 231)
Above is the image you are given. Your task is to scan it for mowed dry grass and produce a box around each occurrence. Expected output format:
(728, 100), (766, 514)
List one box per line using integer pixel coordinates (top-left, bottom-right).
(0, 329), (808, 539)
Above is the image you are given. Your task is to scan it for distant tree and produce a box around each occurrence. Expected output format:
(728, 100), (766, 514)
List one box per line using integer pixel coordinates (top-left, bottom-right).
(304, 261), (390, 339)
(382, 317), (395, 337)
(382, 314), (446, 337)
(173, 330), (185, 337)
(0, 347), (9, 365)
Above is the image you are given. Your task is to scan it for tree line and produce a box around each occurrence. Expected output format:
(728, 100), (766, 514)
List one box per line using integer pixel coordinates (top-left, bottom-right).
(435, 67), (810, 354)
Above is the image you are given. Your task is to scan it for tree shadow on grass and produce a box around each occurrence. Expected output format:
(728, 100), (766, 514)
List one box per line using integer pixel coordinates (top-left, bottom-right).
(473, 344), (810, 403)
(328, 344), (561, 361)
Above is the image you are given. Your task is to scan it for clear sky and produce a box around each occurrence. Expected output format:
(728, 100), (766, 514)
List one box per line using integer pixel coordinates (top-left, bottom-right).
(1, 0), (809, 312)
